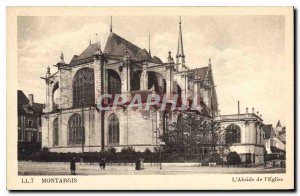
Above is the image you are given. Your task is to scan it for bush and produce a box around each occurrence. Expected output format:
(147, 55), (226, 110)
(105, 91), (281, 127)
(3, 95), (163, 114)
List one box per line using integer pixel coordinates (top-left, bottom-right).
(209, 153), (224, 165)
(25, 147), (228, 164)
(226, 151), (241, 165)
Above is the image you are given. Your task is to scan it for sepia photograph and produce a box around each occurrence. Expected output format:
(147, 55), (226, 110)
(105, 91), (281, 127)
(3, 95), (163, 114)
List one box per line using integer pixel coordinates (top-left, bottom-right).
(7, 6), (294, 190)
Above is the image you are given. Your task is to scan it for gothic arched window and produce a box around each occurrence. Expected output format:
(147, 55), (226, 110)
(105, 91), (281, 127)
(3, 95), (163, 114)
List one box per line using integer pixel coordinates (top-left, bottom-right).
(53, 118), (59, 146)
(225, 124), (241, 145)
(68, 113), (84, 146)
(108, 114), (119, 145)
(107, 69), (121, 94)
(73, 68), (94, 108)
(131, 70), (142, 91)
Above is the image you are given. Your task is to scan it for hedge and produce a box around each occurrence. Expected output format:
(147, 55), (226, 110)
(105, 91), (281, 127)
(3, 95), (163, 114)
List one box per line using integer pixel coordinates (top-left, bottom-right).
(20, 147), (225, 164)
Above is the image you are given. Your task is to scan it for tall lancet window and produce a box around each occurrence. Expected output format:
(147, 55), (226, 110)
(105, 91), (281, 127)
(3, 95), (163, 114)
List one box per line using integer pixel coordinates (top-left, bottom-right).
(108, 114), (119, 145)
(107, 69), (121, 94)
(53, 118), (59, 146)
(68, 113), (84, 146)
(225, 124), (241, 145)
(73, 68), (95, 108)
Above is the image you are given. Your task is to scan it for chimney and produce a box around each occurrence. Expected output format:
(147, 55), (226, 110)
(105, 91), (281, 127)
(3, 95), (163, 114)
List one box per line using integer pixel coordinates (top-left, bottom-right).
(238, 101), (240, 114)
(29, 94), (34, 106)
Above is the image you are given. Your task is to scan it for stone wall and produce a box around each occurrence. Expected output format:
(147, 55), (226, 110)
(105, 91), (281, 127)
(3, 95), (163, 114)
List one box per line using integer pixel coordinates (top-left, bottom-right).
(44, 107), (159, 153)
(60, 63), (94, 109)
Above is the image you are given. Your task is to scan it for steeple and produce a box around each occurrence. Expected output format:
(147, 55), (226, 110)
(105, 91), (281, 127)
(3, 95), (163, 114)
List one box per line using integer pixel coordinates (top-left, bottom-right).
(176, 16), (185, 71)
(149, 32), (151, 56)
(110, 16), (113, 33)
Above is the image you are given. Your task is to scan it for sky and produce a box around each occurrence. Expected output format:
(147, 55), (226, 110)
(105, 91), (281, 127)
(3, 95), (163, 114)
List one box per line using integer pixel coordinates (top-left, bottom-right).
(17, 15), (288, 126)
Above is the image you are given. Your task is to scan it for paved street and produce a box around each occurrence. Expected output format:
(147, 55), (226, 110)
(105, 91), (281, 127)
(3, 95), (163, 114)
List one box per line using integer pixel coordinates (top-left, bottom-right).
(18, 161), (285, 175)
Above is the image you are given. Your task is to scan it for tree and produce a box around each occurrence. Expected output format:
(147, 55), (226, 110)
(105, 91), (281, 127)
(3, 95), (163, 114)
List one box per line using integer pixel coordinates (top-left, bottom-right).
(163, 113), (219, 158)
(163, 112), (239, 162)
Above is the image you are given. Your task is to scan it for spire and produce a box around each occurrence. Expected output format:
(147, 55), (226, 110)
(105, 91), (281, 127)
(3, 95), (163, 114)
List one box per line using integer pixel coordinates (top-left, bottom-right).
(110, 16), (113, 33)
(209, 58), (211, 68)
(149, 32), (151, 56)
(89, 35), (91, 46)
(176, 16), (185, 70)
(176, 16), (184, 58)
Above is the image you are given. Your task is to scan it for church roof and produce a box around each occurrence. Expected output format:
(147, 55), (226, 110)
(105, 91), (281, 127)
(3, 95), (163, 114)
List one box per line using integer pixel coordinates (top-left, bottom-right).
(104, 32), (141, 57)
(69, 32), (161, 66)
(152, 56), (163, 64)
(136, 49), (152, 61)
(189, 66), (209, 80)
(70, 43), (98, 66)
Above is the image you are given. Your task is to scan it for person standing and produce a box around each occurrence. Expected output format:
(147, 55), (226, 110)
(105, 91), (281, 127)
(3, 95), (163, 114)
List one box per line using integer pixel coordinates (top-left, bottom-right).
(70, 157), (76, 175)
(139, 157), (144, 170)
(99, 157), (102, 170)
(135, 158), (140, 170)
(101, 158), (106, 170)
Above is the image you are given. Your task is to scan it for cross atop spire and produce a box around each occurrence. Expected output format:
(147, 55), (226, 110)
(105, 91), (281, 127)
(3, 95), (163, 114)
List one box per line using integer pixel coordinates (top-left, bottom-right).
(176, 16), (185, 70)
(110, 16), (113, 33)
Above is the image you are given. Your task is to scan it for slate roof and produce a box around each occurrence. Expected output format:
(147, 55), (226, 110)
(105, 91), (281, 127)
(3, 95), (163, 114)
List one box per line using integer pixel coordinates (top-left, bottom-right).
(104, 33), (141, 57)
(69, 32), (161, 66)
(17, 90), (43, 116)
(189, 66), (209, 80)
(152, 56), (163, 64)
(70, 44), (98, 66)
(18, 90), (29, 114)
(136, 49), (152, 62)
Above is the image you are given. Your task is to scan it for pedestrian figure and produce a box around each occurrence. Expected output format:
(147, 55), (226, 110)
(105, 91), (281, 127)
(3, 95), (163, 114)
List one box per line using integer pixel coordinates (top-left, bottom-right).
(100, 158), (106, 170)
(135, 158), (140, 170)
(99, 158), (102, 170)
(70, 157), (76, 175)
(139, 157), (144, 170)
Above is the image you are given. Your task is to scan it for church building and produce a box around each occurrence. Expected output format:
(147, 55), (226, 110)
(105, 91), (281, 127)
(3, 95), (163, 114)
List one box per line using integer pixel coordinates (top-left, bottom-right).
(41, 18), (218, 153)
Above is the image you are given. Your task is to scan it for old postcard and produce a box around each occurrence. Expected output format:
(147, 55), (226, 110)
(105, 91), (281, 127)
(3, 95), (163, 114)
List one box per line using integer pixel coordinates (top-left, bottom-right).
(7, 6), (294, 190)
